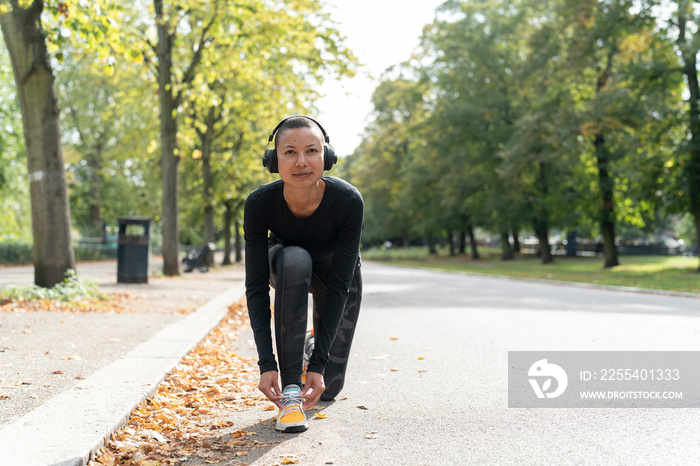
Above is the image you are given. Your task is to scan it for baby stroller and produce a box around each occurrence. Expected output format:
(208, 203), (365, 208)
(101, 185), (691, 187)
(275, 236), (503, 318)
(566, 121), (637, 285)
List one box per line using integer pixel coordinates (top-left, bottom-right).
(182, 242), (216, 272)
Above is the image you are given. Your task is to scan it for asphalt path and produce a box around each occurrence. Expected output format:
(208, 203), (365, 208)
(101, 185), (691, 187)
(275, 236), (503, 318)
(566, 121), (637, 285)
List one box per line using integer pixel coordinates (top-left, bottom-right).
(232, 261), (700, 466)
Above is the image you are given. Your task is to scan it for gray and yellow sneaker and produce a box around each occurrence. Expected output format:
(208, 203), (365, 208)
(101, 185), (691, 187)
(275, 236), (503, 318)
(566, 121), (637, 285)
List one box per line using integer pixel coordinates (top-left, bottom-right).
(276, 384), (308, 433)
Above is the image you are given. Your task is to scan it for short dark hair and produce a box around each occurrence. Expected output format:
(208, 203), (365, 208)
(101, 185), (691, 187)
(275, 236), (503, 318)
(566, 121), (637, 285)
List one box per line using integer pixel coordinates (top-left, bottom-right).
(274, 116), (325, 149)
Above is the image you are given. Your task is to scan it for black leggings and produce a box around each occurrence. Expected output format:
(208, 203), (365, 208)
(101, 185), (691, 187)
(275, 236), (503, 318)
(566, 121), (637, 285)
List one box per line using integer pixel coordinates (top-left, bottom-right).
(269, 244), (362, 400)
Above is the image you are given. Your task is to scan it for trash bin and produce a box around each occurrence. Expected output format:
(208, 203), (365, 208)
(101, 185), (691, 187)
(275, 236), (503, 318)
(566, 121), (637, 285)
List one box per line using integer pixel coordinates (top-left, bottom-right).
(117, 217), (151, 283)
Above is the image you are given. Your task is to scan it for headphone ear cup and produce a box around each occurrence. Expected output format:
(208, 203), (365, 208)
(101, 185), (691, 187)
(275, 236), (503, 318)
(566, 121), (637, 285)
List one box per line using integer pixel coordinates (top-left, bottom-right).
(324, 145), (337, 171)
(263, 148), (278, 174)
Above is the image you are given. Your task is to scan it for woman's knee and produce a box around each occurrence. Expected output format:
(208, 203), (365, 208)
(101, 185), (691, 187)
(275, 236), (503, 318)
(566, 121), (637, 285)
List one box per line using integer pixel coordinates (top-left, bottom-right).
(278, 246), (313, 281)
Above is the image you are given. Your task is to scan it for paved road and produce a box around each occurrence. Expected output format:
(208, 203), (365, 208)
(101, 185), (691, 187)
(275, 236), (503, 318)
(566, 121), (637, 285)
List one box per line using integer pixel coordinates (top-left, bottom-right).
(232, 261), (700, 465)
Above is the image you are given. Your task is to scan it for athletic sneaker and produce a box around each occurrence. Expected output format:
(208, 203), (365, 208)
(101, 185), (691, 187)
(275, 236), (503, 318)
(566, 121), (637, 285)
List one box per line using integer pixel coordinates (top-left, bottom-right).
(276, 384), (308, 433)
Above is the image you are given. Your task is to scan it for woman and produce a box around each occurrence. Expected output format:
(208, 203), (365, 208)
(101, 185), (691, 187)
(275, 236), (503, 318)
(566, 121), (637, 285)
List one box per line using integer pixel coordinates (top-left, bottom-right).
(243, 116), (363, 433)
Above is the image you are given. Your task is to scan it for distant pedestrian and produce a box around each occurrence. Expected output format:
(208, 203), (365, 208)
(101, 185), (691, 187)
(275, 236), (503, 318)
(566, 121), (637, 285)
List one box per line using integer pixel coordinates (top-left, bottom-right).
(244, 116), (364, 433)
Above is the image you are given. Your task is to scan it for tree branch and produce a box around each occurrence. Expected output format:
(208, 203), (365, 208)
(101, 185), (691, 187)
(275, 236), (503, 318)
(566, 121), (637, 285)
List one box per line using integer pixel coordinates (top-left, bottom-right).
(176, 10), (219, 105)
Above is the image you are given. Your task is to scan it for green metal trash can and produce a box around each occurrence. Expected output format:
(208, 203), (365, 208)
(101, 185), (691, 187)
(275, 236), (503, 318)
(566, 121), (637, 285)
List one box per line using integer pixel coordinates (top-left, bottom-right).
(117, 217), (151, 283)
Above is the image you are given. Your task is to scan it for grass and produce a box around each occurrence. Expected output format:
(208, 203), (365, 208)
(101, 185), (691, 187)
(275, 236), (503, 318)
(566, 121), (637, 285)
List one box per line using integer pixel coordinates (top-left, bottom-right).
(362, 246), (700, 294)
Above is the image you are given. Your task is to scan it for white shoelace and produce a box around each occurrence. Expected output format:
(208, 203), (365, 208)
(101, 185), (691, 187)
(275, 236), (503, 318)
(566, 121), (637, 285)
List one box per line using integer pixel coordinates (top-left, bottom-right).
(281, 392), (304, 415)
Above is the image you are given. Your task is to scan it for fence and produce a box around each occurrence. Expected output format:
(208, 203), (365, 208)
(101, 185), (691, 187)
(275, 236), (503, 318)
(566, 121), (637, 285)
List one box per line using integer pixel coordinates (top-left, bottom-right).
(0, 241), (119, 265)
(0, 240), (166, 266)
(525, 242), (687, 257)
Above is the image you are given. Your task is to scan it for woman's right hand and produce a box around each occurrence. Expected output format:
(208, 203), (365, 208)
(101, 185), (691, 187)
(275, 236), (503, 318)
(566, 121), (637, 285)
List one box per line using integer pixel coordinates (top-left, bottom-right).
(258, 370), (283, 409)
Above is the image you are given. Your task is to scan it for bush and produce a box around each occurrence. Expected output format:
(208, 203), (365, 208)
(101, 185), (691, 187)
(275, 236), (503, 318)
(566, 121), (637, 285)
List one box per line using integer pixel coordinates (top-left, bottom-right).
(1, 269), (106, 303)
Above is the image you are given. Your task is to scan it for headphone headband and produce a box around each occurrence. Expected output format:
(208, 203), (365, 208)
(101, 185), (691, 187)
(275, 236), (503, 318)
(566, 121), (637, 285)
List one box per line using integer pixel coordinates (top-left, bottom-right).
(267, 115), (331, 145)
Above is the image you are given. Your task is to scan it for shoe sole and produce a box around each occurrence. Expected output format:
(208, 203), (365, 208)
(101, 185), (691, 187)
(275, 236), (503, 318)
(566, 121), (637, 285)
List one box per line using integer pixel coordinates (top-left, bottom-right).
(276, 424), (308, 433)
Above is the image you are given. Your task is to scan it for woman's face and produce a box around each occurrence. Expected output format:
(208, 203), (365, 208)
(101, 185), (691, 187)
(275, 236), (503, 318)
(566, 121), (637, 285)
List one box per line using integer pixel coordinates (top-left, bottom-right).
(276, 126), (325, 188)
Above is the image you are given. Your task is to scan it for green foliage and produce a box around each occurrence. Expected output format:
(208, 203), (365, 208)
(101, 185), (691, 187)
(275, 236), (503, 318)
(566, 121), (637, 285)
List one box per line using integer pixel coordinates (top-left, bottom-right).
(347, 0), (694, 268)
(0, 40), (31, 242)
(0, 269), (107, 302)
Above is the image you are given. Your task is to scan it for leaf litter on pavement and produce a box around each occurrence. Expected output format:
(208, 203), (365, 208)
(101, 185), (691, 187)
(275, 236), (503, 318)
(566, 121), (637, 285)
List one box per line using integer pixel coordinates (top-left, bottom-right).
(0, 293), (132, 314)
(89, 299), (281, 466)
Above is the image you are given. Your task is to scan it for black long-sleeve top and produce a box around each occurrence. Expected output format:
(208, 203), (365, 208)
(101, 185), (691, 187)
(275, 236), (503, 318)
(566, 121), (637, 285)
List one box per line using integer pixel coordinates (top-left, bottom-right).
(243, 176), (364, 375)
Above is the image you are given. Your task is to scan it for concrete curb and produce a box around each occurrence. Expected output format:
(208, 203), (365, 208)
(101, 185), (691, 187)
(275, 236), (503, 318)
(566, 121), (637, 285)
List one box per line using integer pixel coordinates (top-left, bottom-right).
(0, 283), (246, 466)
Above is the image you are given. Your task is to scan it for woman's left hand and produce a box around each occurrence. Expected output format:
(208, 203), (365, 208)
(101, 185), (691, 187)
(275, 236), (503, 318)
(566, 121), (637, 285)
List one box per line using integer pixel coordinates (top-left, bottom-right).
(301, 371), (325, 410)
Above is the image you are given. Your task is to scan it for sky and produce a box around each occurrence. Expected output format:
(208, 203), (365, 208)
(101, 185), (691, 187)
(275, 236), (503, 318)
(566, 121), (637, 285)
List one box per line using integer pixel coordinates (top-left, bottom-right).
(315, 0), (445, 156)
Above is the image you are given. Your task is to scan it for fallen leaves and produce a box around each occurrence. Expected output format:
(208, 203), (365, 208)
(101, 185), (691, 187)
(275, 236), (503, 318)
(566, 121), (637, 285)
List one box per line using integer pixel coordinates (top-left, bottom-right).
(314, 413), (327, 419)
(89, 299), (273, 466)
(0, 293), (132, 314)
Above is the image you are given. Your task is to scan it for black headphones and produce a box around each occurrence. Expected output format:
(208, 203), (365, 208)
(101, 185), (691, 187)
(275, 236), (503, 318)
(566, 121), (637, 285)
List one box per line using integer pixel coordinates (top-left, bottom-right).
(261, 116), (337, 174)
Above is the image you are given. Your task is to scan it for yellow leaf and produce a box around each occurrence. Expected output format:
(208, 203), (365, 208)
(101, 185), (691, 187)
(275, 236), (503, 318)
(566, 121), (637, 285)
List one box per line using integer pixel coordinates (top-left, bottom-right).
(418, 356), (425, 360)
(147, 139), (158, 155)
(96, 448), (116, 466)
(390, 336), (398, 341)
(192, 149), (202, 160)
(314, 413), (327, 419)
(390, 368), (399, 372)
(0, 4), (11, 15)
(281, 458), (299, 464)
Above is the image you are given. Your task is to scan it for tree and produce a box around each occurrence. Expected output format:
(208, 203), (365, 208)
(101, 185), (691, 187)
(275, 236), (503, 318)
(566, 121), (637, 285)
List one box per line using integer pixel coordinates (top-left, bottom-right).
(672, 0), (700, 271)
(58, 38), (159, 238)
(0, 1), (75, 287)
(421, 0), (529, 260)
(171, 0), (355, 267)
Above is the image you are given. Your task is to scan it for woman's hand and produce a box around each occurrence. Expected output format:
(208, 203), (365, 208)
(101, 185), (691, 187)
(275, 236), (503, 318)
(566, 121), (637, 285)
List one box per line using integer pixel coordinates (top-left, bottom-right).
(301, 371), (325, 410)
(258, 370), (283, 409)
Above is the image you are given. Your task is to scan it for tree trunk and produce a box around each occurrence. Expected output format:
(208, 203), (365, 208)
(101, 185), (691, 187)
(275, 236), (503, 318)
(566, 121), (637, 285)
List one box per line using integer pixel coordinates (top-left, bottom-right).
(458, 230), (467, 255)
(592, 48), (619, 269)
(222, 199), (232, 266)
(427, 235), (437, 255)
(534, 161), (553, 264)
(199, 113), (215, 267)
(534, 225), (553, 264)
(87, 144), (103, 238)
(679, 12), (700, 272)
(154, 0), (181, 276)
(512, 229), (521, 254)
(467, 224), (479, 259)
(594, 133), (619, 268)
(1, 3), (75, 288)
(501, 231), (513, 260)
(234, 217), (242, 263)
(447, 230), (455, 256)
